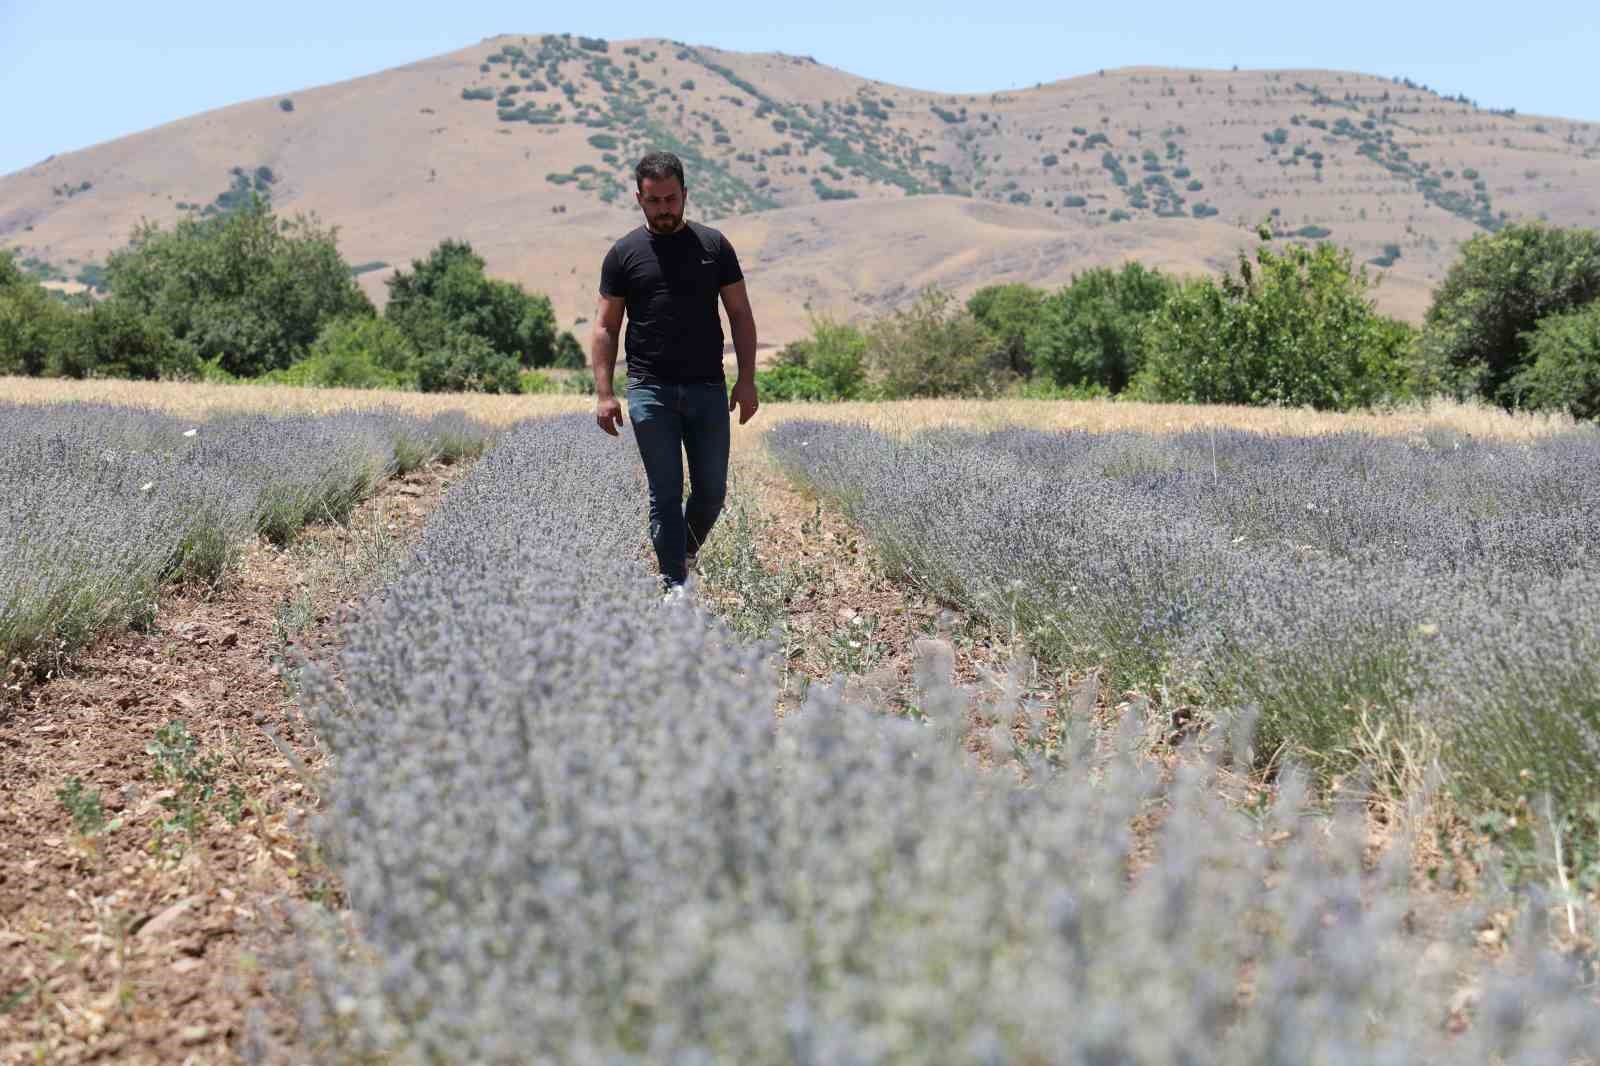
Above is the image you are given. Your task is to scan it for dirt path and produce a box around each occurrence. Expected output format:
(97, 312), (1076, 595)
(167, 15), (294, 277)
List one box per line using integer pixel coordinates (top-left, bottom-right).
(708, 448), (1134, 766)
(0, 461), (461, 1066)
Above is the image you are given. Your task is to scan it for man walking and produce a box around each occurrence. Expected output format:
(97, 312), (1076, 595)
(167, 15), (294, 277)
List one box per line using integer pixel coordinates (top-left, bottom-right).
(591, 151), (759, 592)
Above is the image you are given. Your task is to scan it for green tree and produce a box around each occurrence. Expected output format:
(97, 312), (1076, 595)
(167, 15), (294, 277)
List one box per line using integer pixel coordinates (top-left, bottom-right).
(268, 314), (417, 389)
(1420, 222), (1600, 405)
(754, 363), (833, 401)
(865, 287), (1010, 399)
(416, 329), (522, 393)
(105, 195), (371, 377)
(967, 283), (1045, 376)
(1137, 234), (1416, 410)
(775, 314), (869, 399)
(0, 249), (25, 290)
(551, 329), (586, 369)
(1510, 300), (1600, 420)
(1026, 264), (1174, 392)
(0, 277), (74, 376)
(385, 240), (557, 368)
(53, 298), (189, 380)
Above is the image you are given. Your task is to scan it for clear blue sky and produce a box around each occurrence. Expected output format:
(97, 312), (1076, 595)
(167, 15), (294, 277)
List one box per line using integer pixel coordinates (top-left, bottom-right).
(3, 0), (1597, 177)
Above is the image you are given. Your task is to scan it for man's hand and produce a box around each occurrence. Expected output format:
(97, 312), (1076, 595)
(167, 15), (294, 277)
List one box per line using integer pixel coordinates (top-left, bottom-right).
(596, 395), (625, 436)
(729, 377), (759, 425)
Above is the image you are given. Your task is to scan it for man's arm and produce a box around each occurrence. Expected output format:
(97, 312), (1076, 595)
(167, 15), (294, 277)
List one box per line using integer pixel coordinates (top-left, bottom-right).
(591, 293), (626, 435)
(721, 280), (759, 425)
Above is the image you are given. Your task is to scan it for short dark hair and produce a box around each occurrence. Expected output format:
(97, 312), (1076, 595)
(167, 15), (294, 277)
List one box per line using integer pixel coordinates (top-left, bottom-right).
(635, 151), (685, 192)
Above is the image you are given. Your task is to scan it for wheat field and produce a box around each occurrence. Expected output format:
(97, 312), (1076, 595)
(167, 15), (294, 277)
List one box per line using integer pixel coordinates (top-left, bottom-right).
(1, 374), (1576, 444)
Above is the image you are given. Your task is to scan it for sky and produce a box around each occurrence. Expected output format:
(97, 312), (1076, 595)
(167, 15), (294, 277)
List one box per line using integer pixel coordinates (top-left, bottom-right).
(3, 0), (1597, 177)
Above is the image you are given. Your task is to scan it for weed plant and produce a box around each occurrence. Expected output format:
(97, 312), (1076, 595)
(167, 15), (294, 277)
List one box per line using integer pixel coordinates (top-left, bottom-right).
(56, 776), (109, 835)
(278, 415), (1600, 1064)
(768, 420), (1600, 808)
(696, 484), (812, 648)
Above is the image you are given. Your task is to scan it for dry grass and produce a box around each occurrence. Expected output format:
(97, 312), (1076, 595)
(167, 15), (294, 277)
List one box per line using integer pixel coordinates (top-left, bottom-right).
(4, 375), (1576, 441)
(0, 375), (588, 424)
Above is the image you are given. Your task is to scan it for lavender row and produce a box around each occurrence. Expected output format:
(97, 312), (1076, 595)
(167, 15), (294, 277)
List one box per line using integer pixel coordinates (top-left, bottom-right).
(283, 413), (1598, 1064)
(767, 420), (1600, 803)
(0, 401), (493, 674)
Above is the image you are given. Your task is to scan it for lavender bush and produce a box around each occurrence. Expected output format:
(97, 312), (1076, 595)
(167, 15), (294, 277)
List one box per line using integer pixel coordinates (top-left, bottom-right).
(0, 401), (493, 674)
(768, 421), (1600, 803)
(280, 414), (1599, 1064)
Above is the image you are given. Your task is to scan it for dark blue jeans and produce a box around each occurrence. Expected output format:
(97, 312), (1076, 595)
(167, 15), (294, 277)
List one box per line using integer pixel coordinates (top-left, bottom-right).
(626, 380), (730, 587)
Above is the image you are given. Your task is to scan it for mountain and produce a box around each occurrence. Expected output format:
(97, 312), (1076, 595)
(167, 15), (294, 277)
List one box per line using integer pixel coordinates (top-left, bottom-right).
(3, 33), (1598, 347)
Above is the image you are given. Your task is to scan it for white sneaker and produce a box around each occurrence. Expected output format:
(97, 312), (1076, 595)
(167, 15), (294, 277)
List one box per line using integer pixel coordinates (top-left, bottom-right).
(661, 583), (688, 605)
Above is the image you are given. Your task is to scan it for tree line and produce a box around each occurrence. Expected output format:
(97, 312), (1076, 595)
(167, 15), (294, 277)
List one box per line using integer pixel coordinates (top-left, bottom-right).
(4, 199), (1597, 418)
(0, 195), (584, 393)
(760, 220), (1600, 419)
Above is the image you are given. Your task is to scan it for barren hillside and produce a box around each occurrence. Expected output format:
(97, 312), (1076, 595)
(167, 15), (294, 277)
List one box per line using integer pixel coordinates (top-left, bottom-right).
(3, 33), (1598, 345)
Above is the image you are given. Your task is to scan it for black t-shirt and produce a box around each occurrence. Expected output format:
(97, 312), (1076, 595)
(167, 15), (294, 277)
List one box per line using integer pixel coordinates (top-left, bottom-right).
(599, 221), (743, 384)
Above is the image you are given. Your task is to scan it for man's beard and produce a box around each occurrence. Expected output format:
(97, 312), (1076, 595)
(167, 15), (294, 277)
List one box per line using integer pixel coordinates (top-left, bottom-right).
(647, 211), (684, 233)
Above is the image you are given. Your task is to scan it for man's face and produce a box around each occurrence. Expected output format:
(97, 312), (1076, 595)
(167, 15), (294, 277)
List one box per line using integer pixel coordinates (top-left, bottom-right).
(637, 175), (686, 234)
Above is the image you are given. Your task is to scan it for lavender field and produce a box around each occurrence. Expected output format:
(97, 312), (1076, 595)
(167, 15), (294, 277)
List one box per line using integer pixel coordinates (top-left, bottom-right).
(0, 401), (493, 677)
(768, 420), (1600, 808)
(271, 413), (1600, 1064)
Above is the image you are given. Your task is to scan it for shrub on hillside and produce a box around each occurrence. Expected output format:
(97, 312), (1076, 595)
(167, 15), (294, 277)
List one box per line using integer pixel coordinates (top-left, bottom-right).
(1027, 264), (1174, 393)
(385, 239), (557, 368)
(105, 195), (371, 377)
(1136, 234), (1417, 410)
(865, 287), (1010, 399)
(1420, 222), (1600, 405)
(1511, 300), (1600, 420)
(1370, 243), (1404, 268)
(967, 283), (1045, 376)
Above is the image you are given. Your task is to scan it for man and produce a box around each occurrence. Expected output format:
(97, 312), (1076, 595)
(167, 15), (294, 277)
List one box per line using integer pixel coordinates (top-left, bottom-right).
(591, 150), (759, 593)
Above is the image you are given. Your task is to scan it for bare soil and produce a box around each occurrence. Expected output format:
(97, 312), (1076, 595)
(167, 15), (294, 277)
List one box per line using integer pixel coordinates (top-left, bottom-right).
(0, 461), (460, 1066)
